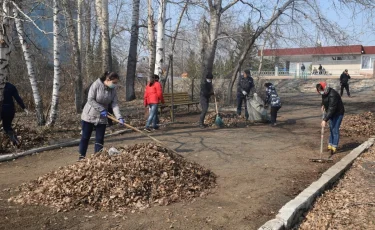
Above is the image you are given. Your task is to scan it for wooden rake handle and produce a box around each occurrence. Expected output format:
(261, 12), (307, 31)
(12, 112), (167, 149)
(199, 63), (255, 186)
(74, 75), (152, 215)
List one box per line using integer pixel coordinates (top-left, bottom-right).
(107, 114), (178, 155)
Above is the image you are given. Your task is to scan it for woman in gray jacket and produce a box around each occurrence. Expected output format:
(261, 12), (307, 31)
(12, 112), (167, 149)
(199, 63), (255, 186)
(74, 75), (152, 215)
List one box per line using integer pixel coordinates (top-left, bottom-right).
(78, 72), (124, 160)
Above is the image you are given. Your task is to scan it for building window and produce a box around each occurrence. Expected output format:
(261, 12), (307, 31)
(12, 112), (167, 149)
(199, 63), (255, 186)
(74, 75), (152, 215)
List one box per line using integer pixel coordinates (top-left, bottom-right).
(332, 56), (356, 60)
(361, 56), (375, 69)
(362, 56), (370, 69)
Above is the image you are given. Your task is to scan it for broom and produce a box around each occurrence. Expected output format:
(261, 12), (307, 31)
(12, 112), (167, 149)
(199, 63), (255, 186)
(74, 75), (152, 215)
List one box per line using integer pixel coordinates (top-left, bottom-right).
(213, 91), (224, 128)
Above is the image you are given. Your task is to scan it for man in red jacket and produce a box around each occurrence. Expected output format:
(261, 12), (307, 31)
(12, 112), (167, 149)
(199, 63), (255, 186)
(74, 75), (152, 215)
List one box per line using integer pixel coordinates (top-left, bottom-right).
(144, 76), (164, 132)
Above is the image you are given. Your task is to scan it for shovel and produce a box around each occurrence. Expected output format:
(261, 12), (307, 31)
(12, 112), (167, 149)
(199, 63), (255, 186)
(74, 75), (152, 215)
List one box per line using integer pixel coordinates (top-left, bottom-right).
(310, 112), (333, 163)
(107, 114), (178, 155)
(213, 91), (224, 128)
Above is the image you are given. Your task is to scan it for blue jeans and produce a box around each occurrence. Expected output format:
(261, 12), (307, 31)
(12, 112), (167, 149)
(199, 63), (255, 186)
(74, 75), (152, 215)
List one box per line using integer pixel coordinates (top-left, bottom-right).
(146, 104), (158, 128)
(329, 114), (344, 148)
(237, 94), (249, 119)
(79, 120), (107, 157)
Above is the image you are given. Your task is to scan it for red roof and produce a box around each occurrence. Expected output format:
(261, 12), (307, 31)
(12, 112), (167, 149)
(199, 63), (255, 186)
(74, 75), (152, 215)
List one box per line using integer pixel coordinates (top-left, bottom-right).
(259, 45), (375, 56)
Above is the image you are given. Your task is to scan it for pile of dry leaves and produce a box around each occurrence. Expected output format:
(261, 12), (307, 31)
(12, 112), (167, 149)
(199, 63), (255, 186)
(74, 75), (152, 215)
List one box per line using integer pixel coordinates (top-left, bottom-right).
(204, 112), (245, 127)
(341, 112), (375, 137)
(298, 147), (375, 229)
(9, 143), (216, 212)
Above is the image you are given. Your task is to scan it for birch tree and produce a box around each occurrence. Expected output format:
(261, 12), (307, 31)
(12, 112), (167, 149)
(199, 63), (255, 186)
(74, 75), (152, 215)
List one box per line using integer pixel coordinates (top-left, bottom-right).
(13, 7), (45, 125)
(63, 0), (83, 113)
(47, 0), (61, 126)
(0, 0), (12, 116)
(147, 0), (156, 79)
(154, 0), (166, 77)
(125, 0), (140, 101)
(95, 0), (111, 72)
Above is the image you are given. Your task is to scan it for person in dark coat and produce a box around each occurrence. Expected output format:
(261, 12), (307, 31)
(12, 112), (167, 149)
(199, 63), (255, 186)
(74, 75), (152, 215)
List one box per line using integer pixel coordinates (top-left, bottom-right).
(199, 72), (214, 128)
(237, 69), (254, 120)
(153, 74), (163, 129)
(264, 82), (281, 126)
(316, 81), (345, 155)
(301, 64), (305, 72)
(339, 69), (351, 97)
(1, 82), (29, 146)
(318, 64), (323, 75)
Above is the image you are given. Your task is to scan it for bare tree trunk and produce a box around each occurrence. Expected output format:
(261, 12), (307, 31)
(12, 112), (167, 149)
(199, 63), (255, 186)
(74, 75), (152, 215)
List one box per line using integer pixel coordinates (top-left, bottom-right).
(14, 7), (45, 125)
(226, 0), (295, 103)
(0, 0), (12, 116)
(95, 0), (111, 72)
(147, 0), (155, 79)
(63, 0), (83, 113)
(85, 0), (92, 81)
(77, 0), (84, 79)
(47, 0), (61, 126)
(199, 0), (240, 89)
(162, 1), (188, 91)
(154, 0), (166, 77)
(125, 0), (140, 101)
(201, 10), (220, 84)
(77, 0), (83, 53)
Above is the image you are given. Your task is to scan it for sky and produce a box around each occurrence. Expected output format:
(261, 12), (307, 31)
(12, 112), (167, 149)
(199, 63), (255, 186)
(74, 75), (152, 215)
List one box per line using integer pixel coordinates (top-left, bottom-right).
(315, 1), (375, 46)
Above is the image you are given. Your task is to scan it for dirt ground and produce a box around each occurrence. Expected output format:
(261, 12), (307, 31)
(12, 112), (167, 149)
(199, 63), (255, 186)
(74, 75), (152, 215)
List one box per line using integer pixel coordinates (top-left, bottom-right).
(0, 91), (373, 230)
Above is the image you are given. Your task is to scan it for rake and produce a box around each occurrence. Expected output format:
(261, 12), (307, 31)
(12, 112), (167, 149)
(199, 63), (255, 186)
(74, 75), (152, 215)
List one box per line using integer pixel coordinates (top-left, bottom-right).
(107, 114), (178, 155)
(310, 112), (333, 163)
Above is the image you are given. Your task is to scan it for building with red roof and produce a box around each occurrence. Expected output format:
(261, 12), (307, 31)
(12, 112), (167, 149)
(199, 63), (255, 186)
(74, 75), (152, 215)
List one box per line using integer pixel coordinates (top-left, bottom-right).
(259, 45), (375, 76)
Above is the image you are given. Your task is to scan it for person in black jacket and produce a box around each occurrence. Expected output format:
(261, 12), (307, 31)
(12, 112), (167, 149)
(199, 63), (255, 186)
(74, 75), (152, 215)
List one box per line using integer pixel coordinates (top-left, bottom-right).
(237, 69), (254, 120)
(316, 81), (345, 155)
(199, 72), (214, 128)
(339, 69), (351, 97)
(1, 82), (29, 146)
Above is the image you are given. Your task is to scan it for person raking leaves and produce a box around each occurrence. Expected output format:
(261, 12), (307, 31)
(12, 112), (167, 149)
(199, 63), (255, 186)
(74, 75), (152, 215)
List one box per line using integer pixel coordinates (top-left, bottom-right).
(78, 72), (124, 160)
(316, 82), (345, 155)
(1, 81), (29, 147)
(199, 72), (214, 128)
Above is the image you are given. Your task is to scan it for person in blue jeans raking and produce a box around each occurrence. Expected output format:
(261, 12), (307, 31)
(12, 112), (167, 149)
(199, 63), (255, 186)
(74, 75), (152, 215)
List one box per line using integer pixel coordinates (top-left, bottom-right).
(316, 81), (345, 155)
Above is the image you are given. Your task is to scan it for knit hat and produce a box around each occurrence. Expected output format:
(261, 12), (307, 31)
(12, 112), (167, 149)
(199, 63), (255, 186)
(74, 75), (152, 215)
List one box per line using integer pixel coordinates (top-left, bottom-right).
(316, 81), (328, 94)
(244, 69), (251, 75)
(206, 72), (214, 79)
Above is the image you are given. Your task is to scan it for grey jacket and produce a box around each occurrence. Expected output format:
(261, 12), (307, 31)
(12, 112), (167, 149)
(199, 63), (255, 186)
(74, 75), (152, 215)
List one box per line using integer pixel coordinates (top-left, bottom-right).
(81, 78), (122, 124)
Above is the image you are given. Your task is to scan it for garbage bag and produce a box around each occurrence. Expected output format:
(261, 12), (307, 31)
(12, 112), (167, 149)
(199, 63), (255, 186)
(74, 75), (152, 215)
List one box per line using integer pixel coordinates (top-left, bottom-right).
(246, 93), (269, 122)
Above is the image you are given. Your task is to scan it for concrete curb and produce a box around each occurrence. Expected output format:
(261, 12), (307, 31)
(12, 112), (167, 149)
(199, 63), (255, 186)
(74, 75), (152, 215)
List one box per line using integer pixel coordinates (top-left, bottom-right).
(0, 129), (132, 163)
(258, 137), (375, 230)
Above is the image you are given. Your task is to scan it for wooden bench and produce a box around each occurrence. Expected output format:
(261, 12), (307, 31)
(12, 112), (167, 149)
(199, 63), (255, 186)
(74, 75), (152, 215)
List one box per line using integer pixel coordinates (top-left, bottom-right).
(159, 92), (199, 117)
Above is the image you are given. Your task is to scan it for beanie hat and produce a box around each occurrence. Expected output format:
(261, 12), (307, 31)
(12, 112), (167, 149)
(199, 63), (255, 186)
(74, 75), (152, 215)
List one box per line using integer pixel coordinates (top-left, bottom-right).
(316, 81), (328, 93)
(206, 72), (214, 79)
(244, 69), (251, 75)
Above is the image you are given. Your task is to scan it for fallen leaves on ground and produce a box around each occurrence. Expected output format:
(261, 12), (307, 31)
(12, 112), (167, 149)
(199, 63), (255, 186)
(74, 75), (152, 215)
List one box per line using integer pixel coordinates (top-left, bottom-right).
(341, 112), (375, 137)
(9, 143), (217, 213)
(298, 147), (375, 229)
(204, 112), (247, 127)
